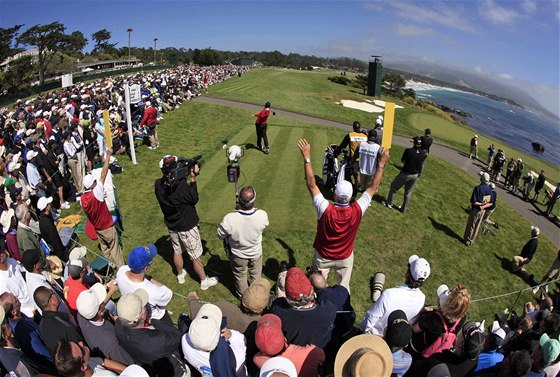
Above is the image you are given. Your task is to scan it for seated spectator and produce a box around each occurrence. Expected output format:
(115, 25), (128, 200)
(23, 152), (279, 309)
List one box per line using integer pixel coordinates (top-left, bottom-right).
(384, 310), (413, 377)
(0, 207), (21, 261)
(182, 303), (247, 376)
(333, 333), (394, 376)
(64, 258), (91, 316)
(0, 246), (35, 318)
(0, 291), (57, 374)
(114, 289), (188, 377)
(532, 333), (560, 377)
(34, 286), (83, 357)
(503, 312), (560, 357)
(410, 285), (471, 357)
(405, 320), (486, 377)
(38, 196), (68, 262)
(53, 339), (127, 376)
(116, 244), (173, 324)
(15, 204), (40, 257)
(76, 282), (134, 366)
(270, 267), (337, 349)
(310, 271), (355, 341)
(360, 255), (430, 335)
(253, 313), (325, 377)
(475, 320), (506, 374)
(259, 356), (297, 377)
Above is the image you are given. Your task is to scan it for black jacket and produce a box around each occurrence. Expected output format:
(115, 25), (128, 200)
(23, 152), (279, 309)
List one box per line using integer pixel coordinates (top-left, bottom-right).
(154, 178), (199, 232)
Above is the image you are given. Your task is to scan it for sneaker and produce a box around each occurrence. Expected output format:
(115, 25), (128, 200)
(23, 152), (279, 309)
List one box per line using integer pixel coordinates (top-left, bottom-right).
(381, 200), (393, 209)
(532, 286), (540, 294)
(60, 202), (70, 210)
(263, 147), (270, 154)
(148, 146), (156, 149)
(201, 277), (218, 290)
(177, 269), (187, 284)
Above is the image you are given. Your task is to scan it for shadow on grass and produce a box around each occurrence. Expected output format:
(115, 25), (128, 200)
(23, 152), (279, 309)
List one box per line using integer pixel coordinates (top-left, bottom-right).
(263, 238), (298, 281)
(428, 217), (464, 243)
(493, 252), (538, 287)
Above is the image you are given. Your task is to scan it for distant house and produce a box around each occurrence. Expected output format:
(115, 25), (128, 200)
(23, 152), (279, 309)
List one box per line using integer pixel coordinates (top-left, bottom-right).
(0, 48), (39, 71)
(77, 59), (140, 73)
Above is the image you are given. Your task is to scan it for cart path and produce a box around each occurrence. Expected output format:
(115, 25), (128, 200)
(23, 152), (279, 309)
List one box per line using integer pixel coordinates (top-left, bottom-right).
(193, 96), (560, 247)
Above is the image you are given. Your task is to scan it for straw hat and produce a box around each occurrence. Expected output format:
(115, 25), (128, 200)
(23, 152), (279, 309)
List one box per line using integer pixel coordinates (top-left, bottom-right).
(334, 334), (393, 377)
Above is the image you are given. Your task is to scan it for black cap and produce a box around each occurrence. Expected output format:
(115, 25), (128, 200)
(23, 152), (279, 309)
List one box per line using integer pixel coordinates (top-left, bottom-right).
(21, 249), (42, 272)
(385, 310), (412, 349)
(9, 186), (22, 200)
(352, 121), (361, 131)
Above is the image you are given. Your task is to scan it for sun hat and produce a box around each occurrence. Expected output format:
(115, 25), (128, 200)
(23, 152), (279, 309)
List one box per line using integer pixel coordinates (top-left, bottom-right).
(21, 248), (42, 272)
(255, 314), (285, 356)
(76, 283), (107, 320)
(117, 288), (149, 323)
(37, 196), (53, 211)
(408, 255), (430, 282)
(26, 150), (38, 161)
(285, 267), (313, 300)
(127, 245), (157, 273)
(188, 303), (222, 352)
(437, 284), (450, 307)
(540, 333), (560, 365)
(0, 208), (15, 233)
(242, 278), (271, 313)
(384, 310), (412, 349)
(260, 357), (297, 377)
(82, 174), (95, 190)
(334, 334), (393, 377)
(334, 180), (353, 200)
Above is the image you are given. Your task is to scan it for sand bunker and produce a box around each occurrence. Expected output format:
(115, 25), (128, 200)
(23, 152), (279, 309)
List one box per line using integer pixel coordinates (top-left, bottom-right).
(338, 99), (404, 113)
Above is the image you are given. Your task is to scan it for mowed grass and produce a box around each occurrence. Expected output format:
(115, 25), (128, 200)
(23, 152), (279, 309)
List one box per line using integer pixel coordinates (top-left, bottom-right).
(211, 68), (559, 183)
(74, 97), (557, 326)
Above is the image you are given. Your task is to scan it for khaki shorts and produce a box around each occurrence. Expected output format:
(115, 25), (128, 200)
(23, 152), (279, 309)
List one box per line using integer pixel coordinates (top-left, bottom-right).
(169, 227), (203, 260)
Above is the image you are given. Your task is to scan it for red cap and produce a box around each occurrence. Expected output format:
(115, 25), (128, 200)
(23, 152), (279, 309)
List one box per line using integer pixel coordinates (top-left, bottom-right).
(255, 314), (285, 356)
(285, 267), (313, 300)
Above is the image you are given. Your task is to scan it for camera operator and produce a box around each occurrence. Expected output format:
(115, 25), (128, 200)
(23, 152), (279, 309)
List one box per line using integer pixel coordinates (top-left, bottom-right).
(154, 155), (218, 290)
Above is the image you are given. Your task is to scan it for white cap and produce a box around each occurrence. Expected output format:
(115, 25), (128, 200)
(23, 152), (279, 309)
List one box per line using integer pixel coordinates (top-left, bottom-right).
(375, 118), (383, 126)
(117, 289), (149, 323)
(189, 304), (222, 351)
(26, 150), (38, 160)
(437, 284), (450, 307)
(37, 196), (53, 211)
(76, 283), (107, 320)
(83, 174), (95, 190)
(69, 246), (87, 261)
(119, 365), (150, 377)
(408, 255), (430, 282)
(490, 320), (506, 340)
(334, 180), (353, 199)
(531, 226), (540, 236)
(260, 357), (297, 377)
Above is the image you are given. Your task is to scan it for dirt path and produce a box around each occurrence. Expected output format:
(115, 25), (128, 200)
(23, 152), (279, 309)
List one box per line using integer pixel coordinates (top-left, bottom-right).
(193, 96), (560, 247)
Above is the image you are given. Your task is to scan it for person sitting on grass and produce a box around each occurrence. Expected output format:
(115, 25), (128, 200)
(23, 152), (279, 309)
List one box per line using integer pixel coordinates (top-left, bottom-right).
(511, 226), (539, 274)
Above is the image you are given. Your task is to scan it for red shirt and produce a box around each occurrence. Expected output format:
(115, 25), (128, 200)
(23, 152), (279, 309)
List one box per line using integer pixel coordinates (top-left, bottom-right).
(140, 107), (158, 127)
(64, 276), (88, 316)
(254, 108), (270, 125)
(81, 187), (114, 231)
(313, 203), (363, 260)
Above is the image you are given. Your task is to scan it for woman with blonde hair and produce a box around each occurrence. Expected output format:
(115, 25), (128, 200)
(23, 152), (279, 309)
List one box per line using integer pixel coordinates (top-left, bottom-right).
(409, 284), (471, 357)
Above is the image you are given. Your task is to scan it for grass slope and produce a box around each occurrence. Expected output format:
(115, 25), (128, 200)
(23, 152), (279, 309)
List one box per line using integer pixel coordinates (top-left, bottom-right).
(75, 95), (557, 326)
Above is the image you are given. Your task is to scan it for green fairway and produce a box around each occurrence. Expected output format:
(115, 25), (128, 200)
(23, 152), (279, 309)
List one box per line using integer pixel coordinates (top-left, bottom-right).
(211, 68), (559, 183)
(73, 94), (558, 326)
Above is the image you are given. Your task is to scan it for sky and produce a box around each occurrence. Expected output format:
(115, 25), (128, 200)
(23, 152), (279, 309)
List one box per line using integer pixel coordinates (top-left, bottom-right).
(1, 0), (559, 116)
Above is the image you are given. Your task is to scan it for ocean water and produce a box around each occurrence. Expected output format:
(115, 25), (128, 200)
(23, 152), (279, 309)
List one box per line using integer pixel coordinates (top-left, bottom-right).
(408, 85), (560, 167)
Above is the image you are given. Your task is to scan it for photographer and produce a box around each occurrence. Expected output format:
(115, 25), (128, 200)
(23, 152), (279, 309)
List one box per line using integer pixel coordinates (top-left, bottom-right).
(154, 155), (218, 289)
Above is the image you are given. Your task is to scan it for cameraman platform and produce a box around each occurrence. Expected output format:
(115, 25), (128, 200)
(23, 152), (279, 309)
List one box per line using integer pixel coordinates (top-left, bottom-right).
(154, 155), (218, 290)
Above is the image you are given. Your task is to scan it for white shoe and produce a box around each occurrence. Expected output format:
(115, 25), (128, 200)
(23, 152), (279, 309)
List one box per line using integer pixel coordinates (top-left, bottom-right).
(177, 269), (187, 284)
(201, 277), (218, 290)
(60, 202), (70, 210)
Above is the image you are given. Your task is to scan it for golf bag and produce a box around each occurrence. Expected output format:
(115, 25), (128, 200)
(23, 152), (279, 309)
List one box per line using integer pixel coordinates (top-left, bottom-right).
(322, 144), (340, 191)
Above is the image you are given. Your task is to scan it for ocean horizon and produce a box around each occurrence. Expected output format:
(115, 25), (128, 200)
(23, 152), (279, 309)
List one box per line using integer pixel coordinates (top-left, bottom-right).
(407, 82), (560, 168)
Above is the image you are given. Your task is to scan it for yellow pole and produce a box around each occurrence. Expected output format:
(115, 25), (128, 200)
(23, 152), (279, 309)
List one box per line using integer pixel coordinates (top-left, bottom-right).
(103, 110), (113, 148)
(381, 102), (395, 150)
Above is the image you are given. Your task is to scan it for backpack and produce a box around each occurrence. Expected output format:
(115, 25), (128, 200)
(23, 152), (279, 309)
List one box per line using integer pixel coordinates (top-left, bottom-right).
(421, 311), (460, 358)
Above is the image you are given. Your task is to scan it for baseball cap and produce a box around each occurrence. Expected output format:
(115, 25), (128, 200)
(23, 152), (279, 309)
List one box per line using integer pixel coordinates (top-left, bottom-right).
(385, 310), (412, 349)
(241, 278), (271, 313)
(117, 288), (149, 323)
(76, 283), (107, 320)
(255, 314), (285, 356)
(119, 365), (149, 377)
(68, 246), (87, 261)
(21, 248), (42, 272)
(531, 226), (540, 236)
(26, 150), (38, 160)
(285, 267), (313, 300)
(127, 245), (157, 272)
(7, 162), (20, 173)
(9, 186), (22, 200)
(260, 357), (297, 377)
(437, 284), (450, 307)
(188, 303), (222, 351)
(334, 180), (353, 199)
(462, 321), (485, 360)
(540, 333), (560, 365)
(82, 174), (95, 190)
(37, 196), (53, 211)
(490, 320), (506, 348)
(480, 172), (490, 183)
(408, 255), (430, 282)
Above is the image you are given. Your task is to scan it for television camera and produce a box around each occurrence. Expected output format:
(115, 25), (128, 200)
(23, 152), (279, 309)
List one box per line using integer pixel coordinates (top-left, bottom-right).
(160, 155), (202, 186)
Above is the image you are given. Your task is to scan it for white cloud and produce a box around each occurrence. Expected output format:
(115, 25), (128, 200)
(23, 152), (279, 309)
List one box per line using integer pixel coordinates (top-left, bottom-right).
(521, 0), (537, 14)
(498, 73), (513, 80)
(389, 1), (476, 33)
(395, 23), (437, 37)
(474, 66), (489, 74)
(479, 0), (521, 25)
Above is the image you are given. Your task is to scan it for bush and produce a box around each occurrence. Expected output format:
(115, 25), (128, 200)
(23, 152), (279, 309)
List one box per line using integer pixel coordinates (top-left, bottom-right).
(328, 76), (351, 85)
